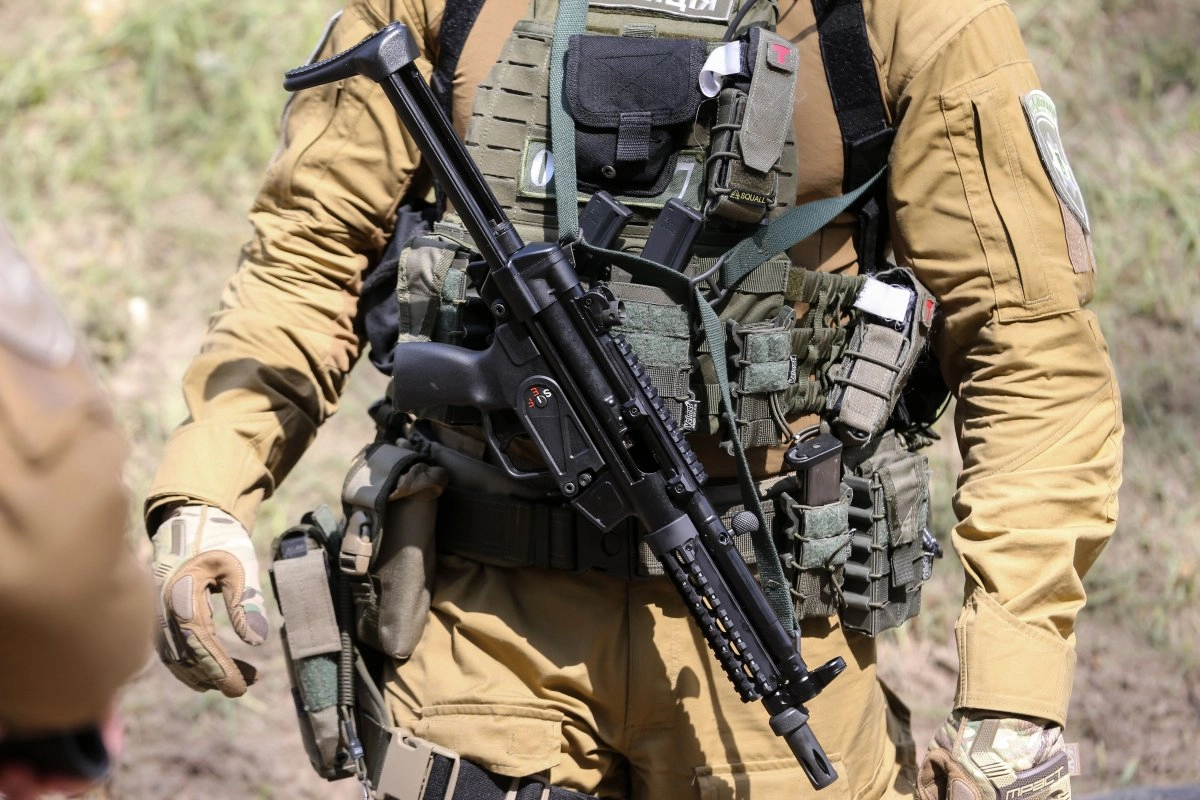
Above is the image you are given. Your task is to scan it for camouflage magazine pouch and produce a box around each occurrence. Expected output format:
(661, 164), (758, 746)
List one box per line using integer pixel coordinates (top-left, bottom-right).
(395, 221), (490, 351)
(774, 481), (854, 620)
(840, 431), (938, 636)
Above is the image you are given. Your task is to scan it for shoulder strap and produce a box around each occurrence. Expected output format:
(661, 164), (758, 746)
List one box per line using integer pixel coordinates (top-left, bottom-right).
(811, 0), (894, 273)
(430, 0), (487, 120)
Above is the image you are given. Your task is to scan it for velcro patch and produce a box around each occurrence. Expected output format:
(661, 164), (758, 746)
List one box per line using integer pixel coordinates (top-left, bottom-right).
(1022, 90), (1091, 234)
(588, 0), (735, 22)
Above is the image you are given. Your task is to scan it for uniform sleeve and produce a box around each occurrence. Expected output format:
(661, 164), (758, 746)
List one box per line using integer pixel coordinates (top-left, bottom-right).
(880, 0), (1123, 725)
(146, 0), (442, 532)
(0, 229), (154, 731)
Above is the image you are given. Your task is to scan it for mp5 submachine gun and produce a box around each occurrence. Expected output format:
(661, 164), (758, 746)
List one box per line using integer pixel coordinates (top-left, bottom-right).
(284, 22), (845, 789)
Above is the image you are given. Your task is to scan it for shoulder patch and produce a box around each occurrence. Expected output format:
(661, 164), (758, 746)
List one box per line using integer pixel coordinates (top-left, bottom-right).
(1021, 89), (1090, 234)
(0, 231), (76, 368)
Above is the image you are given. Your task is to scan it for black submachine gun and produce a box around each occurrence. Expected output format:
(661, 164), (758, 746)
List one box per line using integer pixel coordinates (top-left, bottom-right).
(284, 23), (845, 789)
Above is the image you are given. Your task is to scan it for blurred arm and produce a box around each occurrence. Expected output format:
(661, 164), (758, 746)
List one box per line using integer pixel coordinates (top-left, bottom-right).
(0, 225), (153, 732)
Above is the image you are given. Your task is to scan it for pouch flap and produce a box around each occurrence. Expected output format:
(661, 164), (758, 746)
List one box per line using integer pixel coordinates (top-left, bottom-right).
(566, 35), (705, 130)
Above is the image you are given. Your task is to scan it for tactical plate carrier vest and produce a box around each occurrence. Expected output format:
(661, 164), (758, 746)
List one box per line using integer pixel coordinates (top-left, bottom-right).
(376, 0), (947, 633)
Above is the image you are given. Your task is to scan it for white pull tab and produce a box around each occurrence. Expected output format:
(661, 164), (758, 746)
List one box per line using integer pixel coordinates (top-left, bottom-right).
(854, 277), (914, 324)
(700, 42), (744, 97)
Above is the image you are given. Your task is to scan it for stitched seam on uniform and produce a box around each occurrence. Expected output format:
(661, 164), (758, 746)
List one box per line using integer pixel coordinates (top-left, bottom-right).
(931, 93), (989, 353)
(898, 0), (1010, 94)
(959, 342), (1110, 477)
(1086, 315), (1123, 521)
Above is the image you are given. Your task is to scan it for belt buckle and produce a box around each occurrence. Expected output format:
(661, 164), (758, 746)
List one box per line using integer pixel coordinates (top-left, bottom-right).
(374, 729), (459, 800)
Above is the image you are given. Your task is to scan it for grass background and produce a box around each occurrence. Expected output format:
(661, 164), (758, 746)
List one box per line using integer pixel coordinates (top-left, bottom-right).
(2, 0), (1198, 796)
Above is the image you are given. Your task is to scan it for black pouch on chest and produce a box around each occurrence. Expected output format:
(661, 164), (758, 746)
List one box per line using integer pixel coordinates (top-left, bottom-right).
(565, 35), (705, 197)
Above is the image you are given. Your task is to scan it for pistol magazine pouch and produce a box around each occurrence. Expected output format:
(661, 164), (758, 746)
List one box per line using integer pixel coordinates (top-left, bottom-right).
(341, 438), (449, 660)
(777, 482), (854, 620)
(269, 506), (354, 780)
(565, 35), (705, 197)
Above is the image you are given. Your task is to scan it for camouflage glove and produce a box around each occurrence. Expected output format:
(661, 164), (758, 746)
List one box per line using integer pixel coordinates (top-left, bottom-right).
(917, 711), (1073, 800)
(151, 505), (268, 697)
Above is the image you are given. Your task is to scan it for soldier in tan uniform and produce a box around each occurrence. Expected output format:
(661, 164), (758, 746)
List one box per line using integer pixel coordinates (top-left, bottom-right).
(0, 221), (154, 797)
(147, 1), (1123, 798)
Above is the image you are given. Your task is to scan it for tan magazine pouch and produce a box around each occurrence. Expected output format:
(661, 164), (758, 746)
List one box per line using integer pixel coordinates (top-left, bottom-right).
(340, 439), (448, 660)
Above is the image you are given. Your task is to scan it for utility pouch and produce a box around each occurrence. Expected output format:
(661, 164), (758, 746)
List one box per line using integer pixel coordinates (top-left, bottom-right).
(775, 479), (854, 621)
(839, 431), (939, 636)
(340, 438), (449, 660)
(728, 307), (798, 447)
(565, 35), (705, 196)
(704, 28), (799, 225)
(827, 267), (938, 443)
(395, 222), (490, 351)
(269, 506), (357, 780)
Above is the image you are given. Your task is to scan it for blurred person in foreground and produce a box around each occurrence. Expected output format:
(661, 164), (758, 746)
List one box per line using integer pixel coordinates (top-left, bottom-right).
(146, 1), (1123, 798)
(0, 221), (154, 799)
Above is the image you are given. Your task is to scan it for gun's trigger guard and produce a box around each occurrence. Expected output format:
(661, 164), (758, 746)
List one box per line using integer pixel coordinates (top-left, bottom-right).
(482, 411), (553, 482)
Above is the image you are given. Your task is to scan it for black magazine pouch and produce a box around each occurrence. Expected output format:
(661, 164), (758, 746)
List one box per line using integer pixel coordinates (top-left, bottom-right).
(565, 35), (705, 197)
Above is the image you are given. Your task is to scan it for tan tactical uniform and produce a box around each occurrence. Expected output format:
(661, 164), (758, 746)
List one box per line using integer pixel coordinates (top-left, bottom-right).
(0, 222), (153, 732)
(146, 0), (1123, 796)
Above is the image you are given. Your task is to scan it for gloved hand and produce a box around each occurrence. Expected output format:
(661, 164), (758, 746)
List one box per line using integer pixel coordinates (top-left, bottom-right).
(917, 710), (1073, 800)
(151, 505), (269, 697)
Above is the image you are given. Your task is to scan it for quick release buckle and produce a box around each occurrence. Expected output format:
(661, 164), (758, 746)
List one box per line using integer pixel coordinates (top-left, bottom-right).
(375, 729), (460, 800)
(338, 510), (374, 576)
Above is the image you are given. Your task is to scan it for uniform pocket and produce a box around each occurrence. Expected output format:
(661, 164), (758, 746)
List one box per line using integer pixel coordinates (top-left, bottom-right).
(695, 755), (850, 800)
(941, 70), (1089, 321)
(415, 701), (563, 778)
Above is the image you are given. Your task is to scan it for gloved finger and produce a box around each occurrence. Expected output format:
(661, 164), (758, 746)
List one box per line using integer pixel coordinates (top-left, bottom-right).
(917, 747), (984, 800)
(162, 566), (253, 697)
(212, 547), (269, 647)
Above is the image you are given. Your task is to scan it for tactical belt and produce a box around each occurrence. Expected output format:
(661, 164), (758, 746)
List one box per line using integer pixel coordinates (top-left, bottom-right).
(435, 484), (763, 580)
(356, 700), (599, 800)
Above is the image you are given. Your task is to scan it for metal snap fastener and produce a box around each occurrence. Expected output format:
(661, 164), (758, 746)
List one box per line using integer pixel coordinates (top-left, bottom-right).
(601, 165), (617, 179)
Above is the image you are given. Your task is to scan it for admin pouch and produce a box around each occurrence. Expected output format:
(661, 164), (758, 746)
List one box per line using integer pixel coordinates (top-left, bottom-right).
(565, 34), (706, 197)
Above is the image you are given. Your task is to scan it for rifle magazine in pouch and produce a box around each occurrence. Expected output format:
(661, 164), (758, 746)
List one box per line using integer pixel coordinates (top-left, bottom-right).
(269, 506), (356, 780)
(840, 432), (939, 636)
(728, 307), (798, 447)
(341, 438), (449, 660)
(776, 482), (854, 620)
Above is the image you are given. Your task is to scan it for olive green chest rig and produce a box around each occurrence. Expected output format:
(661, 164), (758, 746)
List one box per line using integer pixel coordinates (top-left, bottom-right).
(386, 0), (892, 447)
